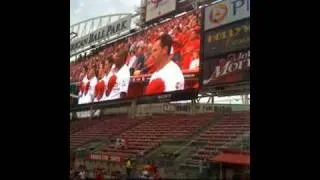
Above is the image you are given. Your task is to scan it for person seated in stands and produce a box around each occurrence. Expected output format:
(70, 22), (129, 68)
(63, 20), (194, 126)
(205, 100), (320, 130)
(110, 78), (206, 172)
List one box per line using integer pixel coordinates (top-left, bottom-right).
(140, 163), (152, 179)
(115, 137), (121, 149)
(141, 162), (158, 179)
(189, 48), (200, 71)
(171, 26), (184, 65)
(134, 46), (145, 71)
(70, 167), (76, 180)
(78, 165), (87, 180)
(125, 158), (133, 178)
(95, 168), (104, 180)
(141, 169), (150, 179)
(120, 137), (125, 150)
(123, 134), (128, 149)
(180, 29), (200, 70)
(139, 150), (145, 157)
(154, 167), (160, 180)
(126, 50), (138, 75)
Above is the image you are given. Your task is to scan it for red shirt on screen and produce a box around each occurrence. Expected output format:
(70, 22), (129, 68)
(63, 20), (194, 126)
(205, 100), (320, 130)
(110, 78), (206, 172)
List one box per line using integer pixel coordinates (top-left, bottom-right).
(145, 61), (184, 95)
(124, 136), (128, 146)
(94, 79), (106, 101)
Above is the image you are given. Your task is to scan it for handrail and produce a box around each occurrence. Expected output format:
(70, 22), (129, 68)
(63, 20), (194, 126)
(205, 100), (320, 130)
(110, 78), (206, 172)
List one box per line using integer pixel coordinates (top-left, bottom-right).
(215, 131), (250, 154)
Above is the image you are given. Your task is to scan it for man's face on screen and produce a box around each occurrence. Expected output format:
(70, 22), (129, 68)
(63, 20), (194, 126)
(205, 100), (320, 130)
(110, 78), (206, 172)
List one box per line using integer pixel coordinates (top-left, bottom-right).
(98, 67), (105, 79)
(88, 68), (95, 79)
(112, 52), (120, 65)
(81, 67), (85, 74)
(152, 40), (166, 66)
(105, 60), (112, 71)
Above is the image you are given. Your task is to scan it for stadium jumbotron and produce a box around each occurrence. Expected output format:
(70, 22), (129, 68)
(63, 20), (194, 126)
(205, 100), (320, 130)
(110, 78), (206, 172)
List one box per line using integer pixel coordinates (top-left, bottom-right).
(70, 0), (250, 179)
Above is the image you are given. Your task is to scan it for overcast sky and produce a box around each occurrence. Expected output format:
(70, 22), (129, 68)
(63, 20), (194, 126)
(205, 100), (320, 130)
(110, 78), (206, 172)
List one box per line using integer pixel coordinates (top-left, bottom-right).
(70, 0), (141, 25)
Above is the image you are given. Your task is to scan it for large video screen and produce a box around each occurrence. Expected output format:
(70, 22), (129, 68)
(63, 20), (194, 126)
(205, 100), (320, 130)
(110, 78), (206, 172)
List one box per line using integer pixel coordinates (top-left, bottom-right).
(145, 0), (177, 22)
(70, 11), (201, 106)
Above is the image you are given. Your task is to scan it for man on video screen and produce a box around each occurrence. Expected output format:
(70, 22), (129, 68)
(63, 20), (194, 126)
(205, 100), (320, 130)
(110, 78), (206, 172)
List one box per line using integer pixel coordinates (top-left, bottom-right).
(82, 66), (98, 104)
(145, 33), (185, 95)
(105, 49), (130, 100)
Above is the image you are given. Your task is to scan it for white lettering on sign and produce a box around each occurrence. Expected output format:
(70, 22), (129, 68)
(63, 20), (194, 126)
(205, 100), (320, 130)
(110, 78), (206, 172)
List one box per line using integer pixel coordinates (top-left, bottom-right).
(70, 16), (131, 52)
(109, 156), (121, 162)
(90, 154), (102, 160)
(214, 50), (250, 78)
(101, 155), (109, 161)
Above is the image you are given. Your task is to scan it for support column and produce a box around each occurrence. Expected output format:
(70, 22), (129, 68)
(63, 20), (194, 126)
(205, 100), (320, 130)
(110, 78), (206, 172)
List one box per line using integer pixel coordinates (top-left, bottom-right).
(191, 98), (196, 115)
(245, 94), (249, 104)
(211, 95), (215, 105)
(129, 99), (137, 119)
(219, 163), (223, 180)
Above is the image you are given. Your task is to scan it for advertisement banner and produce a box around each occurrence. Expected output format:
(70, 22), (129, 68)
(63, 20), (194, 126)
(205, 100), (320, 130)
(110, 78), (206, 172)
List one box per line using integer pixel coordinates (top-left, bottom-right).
(88, 153), (122, 162)
(204, 0), (250, 31)
(203, 18), (249, 58)
(202, 49), (250, 86)
(145, 0), (176, 22)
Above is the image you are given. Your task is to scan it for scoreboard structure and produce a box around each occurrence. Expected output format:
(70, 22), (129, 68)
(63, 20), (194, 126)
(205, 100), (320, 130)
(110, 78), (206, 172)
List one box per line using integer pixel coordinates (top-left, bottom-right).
(200, 0), (250, 89)
(70, 0), (251, 115)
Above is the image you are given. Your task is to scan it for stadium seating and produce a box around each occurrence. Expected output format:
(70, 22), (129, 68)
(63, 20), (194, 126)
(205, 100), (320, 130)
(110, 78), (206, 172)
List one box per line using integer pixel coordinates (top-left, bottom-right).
(70, 115), (147, 149)
(99, 114), (213, 159)
(70, 117), (104, 134)
(183, 111), (250, 166)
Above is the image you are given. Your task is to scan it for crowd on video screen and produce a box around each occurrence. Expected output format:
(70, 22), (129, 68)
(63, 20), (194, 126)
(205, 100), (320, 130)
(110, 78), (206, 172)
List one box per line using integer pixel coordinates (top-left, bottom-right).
(70, 10), (201, 105)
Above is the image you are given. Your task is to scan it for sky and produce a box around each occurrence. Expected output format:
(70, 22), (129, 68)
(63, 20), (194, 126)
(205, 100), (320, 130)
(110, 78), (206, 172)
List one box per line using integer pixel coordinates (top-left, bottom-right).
(70, 0), (141, 25)
(70, 0), (250, 104)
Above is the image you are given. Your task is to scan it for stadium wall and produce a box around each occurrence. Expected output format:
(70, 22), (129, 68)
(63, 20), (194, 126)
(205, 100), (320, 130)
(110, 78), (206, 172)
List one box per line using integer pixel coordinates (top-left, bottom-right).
(100, 103), (249, 116)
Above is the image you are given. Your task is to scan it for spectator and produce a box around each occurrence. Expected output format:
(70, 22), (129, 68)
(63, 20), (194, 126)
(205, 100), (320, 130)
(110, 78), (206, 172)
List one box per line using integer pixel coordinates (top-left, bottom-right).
(189, 48), (200, 71)
(78, 168), (87, 180)
(70, 167), (76, 180)
(125, 158), (133, 178)
(115, 137), (121, 149)
(95, 168), (104, 180)
(180, 29), (200, 70)
(122, 134), (129, 149)
(171, 26), (184, 64)
(126, 50), (138, 75)
(135, 46), (145, 71)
